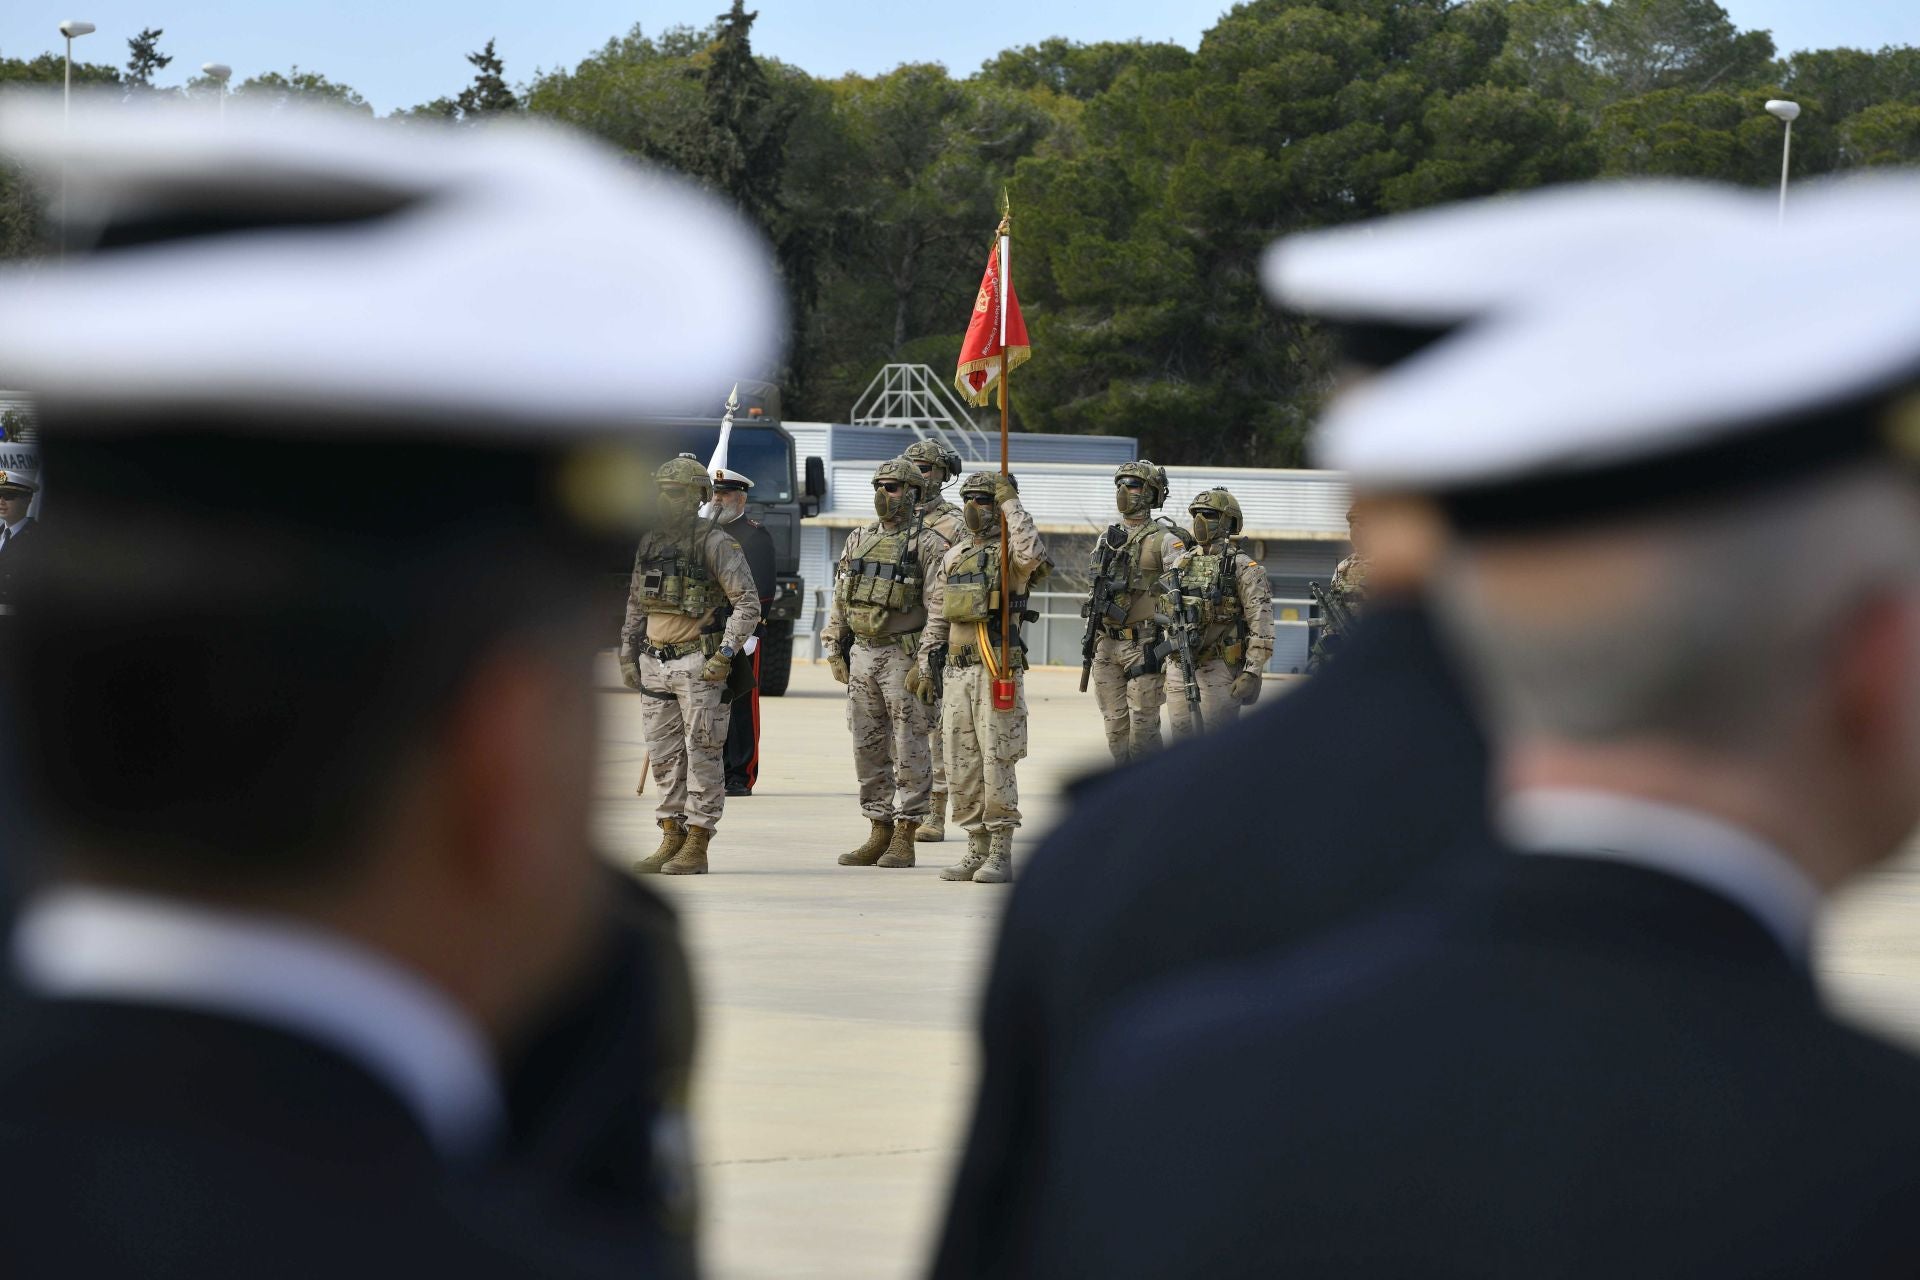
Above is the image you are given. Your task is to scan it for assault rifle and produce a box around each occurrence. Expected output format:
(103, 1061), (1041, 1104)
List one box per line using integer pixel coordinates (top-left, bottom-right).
(1310, 580), (1356, 638)
(929, 643), (948, 701)
(1080, 524), (1131, 692)
(1156, 568), (1206, 735)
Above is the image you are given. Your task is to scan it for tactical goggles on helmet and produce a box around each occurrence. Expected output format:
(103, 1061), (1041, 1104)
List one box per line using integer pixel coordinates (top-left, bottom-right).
(964, 492), (997, 506)
(874, 480), (908, 494)
(1117, 478), (1147, 491)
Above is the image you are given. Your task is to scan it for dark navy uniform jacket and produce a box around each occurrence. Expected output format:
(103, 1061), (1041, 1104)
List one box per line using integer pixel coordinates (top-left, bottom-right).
(932, 601), (1491, 1278)
(1027, 851), (1920, 1278)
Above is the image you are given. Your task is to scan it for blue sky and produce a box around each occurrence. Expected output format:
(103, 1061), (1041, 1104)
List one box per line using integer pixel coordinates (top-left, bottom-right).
(4, 1), (1915, 115)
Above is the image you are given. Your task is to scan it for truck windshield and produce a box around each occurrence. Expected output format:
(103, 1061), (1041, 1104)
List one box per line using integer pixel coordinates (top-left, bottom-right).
(647, 425), (794, 502)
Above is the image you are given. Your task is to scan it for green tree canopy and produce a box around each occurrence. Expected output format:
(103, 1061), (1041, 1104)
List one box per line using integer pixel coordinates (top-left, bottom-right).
(234, 67), (374, 115)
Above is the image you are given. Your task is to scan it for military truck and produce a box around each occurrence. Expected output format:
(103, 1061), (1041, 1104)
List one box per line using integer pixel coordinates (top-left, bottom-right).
(618, 383), (825, 696)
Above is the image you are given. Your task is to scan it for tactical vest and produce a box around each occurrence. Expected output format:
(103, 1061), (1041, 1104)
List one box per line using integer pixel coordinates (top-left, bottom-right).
(1097, 519), (1182, 627)
(636, 535), (726, 618)
(1175, 549), (1245, 628)
(837, 522), (926, 636)
(944, 542), (1025, 625)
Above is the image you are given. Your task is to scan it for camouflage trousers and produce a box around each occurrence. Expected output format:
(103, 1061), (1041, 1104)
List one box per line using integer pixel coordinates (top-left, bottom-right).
(1167, 656), (1241, 741)
(943, 663), (1028, 833)
(1090, 633), (1166, 765)
(639, 649), (731, 830)
(846, 637), (934, 822)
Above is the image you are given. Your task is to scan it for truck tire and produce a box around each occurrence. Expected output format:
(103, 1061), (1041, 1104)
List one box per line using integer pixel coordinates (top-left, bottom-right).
(758, 619), (795, 697)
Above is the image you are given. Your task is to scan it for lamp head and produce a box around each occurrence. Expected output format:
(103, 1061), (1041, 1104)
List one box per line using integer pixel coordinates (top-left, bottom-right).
(202, 63), (233, 83)
(58, 20), (97, 38)
(1766, 100), (1802, 124)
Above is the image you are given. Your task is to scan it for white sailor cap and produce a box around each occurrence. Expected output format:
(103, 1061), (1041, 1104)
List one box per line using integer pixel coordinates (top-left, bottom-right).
(711, 468), (753, 492)
(0, 93), (783, 430)
(1263, 181), (1763, 367)
(1315, 177), (1920, 532)
(0, 470), (37, 494)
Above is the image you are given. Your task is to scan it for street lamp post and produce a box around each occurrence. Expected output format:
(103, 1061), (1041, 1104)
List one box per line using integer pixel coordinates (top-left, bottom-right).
(58, 21), (97, 263)
(1765, 99), (1802, 227)
(202, 63), (233, 119)
(58, 20), (97, 126)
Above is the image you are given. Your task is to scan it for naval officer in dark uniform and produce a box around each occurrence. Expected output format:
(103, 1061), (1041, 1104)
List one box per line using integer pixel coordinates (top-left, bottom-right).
(713, 467), (776, 796)
(1028, 180), (1920, 1277)
(929, 182), (1765, 1278)
(0, 95), (783, 1277)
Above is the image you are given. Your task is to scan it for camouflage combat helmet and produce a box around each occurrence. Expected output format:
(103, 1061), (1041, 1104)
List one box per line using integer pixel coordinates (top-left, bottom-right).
(654, 452), (714, 500)
(904, 438), (964, 487)
(1187, 487), (1243, 537)
(958, 471), (1005, 499)
(1114, 459), (1169, 511)
(874, 455), (934, 499)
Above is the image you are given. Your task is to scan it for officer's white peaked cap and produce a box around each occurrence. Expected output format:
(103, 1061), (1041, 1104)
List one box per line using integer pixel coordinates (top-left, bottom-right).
(1264, 180), (1763, 326)
(0, 93), (784, 431)
(711, 468), (754, 491)
(1312, 178), (1920, 531)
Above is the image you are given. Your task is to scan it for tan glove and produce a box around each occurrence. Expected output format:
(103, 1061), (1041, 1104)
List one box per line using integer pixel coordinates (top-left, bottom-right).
(994, 473), (1018, 504)
(620, 657), (642, 691)
(700, 651), (731, 684)
(1230, 670), (1262, 706)
(828, 652), (850, 685)
(905, 665), (936, 706)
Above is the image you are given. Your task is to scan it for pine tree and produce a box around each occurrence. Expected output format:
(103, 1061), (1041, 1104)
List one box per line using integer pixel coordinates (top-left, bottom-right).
(124, 28), (172, 93)
(455, 39), (519, 118)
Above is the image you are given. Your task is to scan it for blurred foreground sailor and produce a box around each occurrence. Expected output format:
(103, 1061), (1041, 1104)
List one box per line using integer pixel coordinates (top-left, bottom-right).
(929, 180), (1758, 1280)
(0, 94), (781, 1278)
(1030, 190), (1920, 1277)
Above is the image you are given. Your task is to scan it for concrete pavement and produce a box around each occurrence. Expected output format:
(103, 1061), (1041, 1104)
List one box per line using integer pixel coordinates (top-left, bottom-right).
(592, 657), (1920, 1279)
(593, 659), (1118, 1280)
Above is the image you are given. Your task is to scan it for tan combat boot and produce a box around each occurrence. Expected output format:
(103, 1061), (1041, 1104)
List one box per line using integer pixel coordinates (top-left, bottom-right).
(633, 817), (687, 875)
(662, 824), (711, 875)
(839, 817), (894, 867)
(876, 820), (920, 868)
(973, 830), (1014, 884)
(940, 830), (990, 881)
(916, 791), (947, 843)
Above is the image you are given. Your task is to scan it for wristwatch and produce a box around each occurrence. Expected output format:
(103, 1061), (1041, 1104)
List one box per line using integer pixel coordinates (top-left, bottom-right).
(719, 644), (736, 659)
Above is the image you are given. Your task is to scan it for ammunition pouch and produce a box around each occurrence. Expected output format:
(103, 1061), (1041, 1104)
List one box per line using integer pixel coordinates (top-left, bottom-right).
(947, 644), (1028, 674)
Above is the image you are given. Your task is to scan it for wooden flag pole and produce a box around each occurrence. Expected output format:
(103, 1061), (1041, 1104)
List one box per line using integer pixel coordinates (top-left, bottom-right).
(994, 206), (1015, 711)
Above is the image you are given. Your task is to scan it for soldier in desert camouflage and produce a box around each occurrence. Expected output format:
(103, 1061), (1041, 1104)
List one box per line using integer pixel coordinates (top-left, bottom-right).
(1161, 487), (1274, 739)
(620, 454), (762, 875)
(902, 438), (966, 843)
(821, 456), (954, 868)
(914, 471), (1051, 884)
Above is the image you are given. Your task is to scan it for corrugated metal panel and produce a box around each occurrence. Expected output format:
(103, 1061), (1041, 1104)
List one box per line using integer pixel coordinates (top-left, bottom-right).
(1257, 540), (1348, 578)
(784, 422), (831, 466)
(1162, 466), (1350, 539)
(797, 523), (832, 643)
(825, 460), (1350, 540)
(814, 422), (1139, 466)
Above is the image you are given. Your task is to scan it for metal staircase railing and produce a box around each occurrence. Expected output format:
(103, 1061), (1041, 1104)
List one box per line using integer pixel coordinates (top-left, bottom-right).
(847, 363), (991, 463)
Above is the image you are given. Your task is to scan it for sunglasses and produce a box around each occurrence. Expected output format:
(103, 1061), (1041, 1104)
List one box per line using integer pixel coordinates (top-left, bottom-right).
(965, 493), (997, 506)
(1117, 478), (1146, 491)
(874, 481), (907, 494)
(915, 463), (938, 475)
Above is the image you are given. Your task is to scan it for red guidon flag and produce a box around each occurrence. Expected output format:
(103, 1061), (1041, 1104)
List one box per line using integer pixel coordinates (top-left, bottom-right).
(954, 233), (1030, 407)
